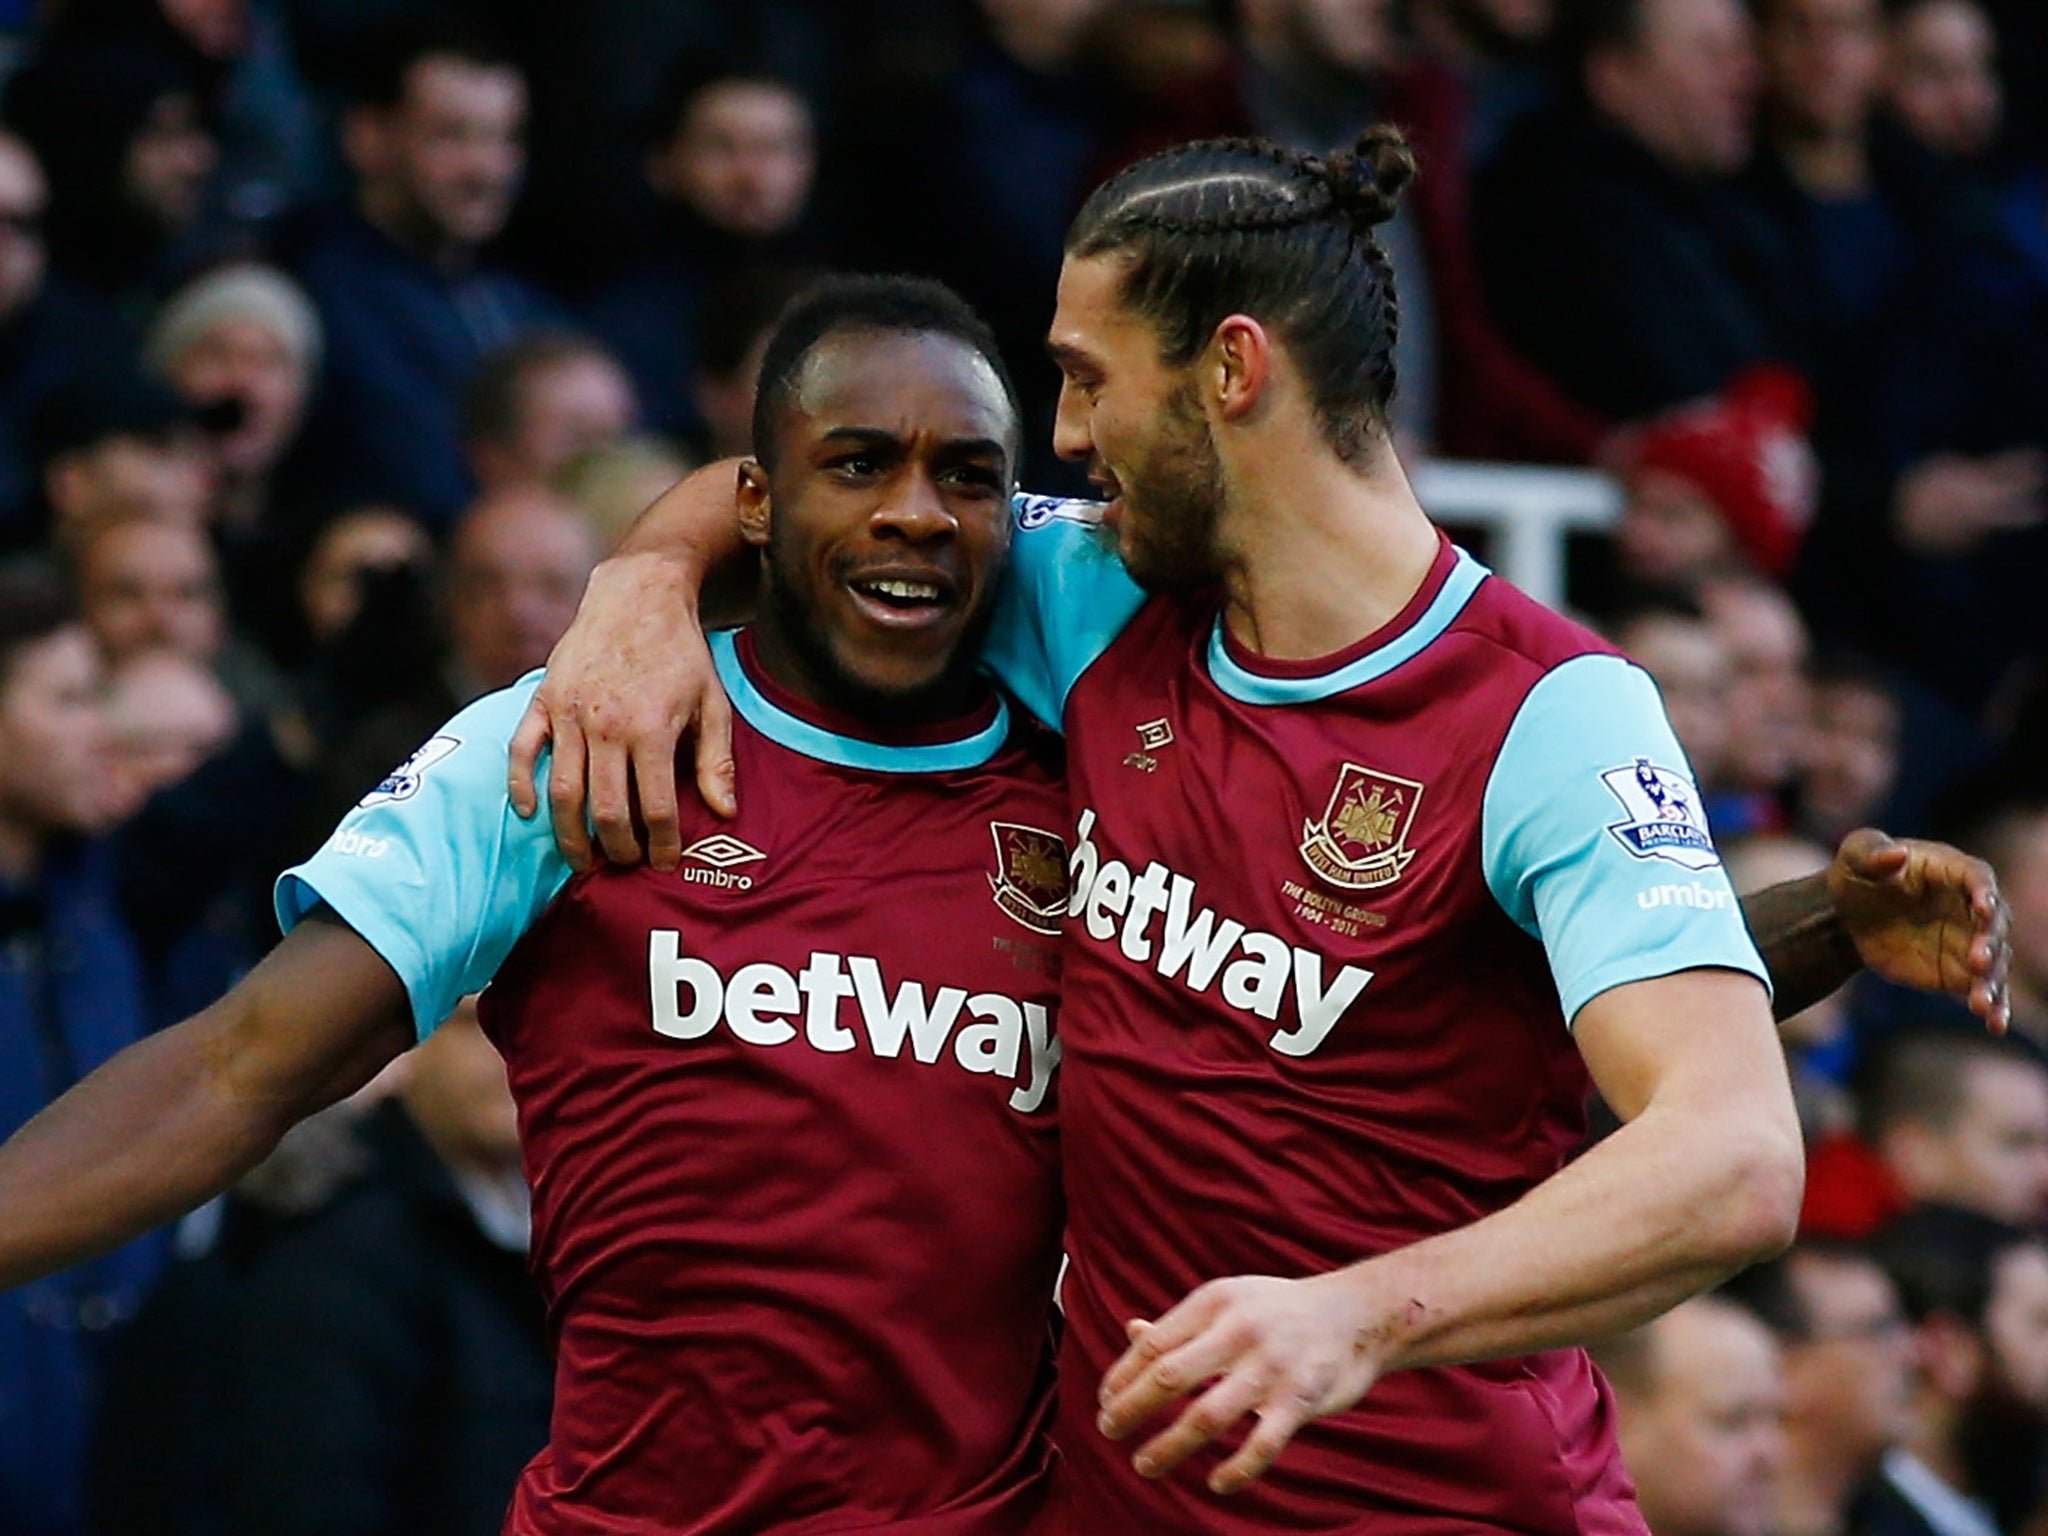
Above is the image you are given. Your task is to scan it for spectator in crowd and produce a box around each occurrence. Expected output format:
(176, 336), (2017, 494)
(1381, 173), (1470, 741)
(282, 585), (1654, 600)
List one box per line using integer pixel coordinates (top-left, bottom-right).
(1863, 1029), (2048, 1227)
(443, 488), (597, 700)
(1477, 0), (1808, 419)
(1883, 0), (2003, 166)
(290, 16), (556, 528)
(144, 262), (324, 647)
(1868, 1205), (2048, 1533)
(144, 263), (320, 532)
(554, 436), (692, 553)
(221, 999), (549, 1536)
(1602, 366), (1819, 604)
(0, 567), (166, 1536)
(463, 331), (639, 496)
(294, 503), (433, 653)
(1799, 654), (1902, 845)
(1590, 1293), (1787, 1536)
(31, 369), (214, 546)
(104, 647), (239, 819)
(2, 40), (222, 326)
(686, 262), (817, 463)
(1699, 568), (1813, 836)
(1727, 1241), (1916, 1536)
(1952, 794), (2048, 1044)
(582, 53), (816, 441)
(1607, 601), (1735, 805)
(75, 517), (224, 672)
(41, 0), (327, 231)
(310, 486), (593, 828)
(1406, 0), (1561, 168)
(0, 131), (139, 550)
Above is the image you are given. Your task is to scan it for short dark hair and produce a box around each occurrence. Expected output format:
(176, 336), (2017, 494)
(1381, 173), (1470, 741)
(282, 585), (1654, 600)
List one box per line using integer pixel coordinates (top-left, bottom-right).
(1063, 127), (1417, 465)
(749, 274), (1020, 469)
(1723, 1238), (1890, 1343)
(1552, 0), (1655, 79)
(352, 13), (516, 110)
(1872, 1202), (2040, 1327)
(646, 48), (807, 150)
(0, 561), (78, 691)
(463, 330), (617, 449)
(1855, 1026), (2046, 1145)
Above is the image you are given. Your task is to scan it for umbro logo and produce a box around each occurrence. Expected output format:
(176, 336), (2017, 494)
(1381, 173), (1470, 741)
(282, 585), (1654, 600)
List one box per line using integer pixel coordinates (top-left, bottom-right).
(681, 834), (766, 891)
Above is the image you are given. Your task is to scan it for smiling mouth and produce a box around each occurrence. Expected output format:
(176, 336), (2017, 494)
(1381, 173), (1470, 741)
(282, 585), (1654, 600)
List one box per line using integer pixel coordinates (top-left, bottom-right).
(845, 571), (960, 628)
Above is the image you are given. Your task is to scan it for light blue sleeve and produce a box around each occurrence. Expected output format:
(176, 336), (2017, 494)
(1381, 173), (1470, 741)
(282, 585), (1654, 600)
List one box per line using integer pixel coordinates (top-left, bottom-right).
(1481, 654), (1769, 1025)
(979, 494), (1149, 730)
(273, 675), (574, 1040)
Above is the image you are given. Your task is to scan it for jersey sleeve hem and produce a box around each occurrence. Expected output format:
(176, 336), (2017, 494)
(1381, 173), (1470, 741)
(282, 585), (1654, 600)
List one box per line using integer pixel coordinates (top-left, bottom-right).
(276, 872), (442, 1041)
(1563, 951), (1774, 1030)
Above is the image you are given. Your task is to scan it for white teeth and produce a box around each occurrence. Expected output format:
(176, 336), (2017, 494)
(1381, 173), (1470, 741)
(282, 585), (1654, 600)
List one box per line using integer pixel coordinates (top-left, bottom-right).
(863, 579), (940, 602)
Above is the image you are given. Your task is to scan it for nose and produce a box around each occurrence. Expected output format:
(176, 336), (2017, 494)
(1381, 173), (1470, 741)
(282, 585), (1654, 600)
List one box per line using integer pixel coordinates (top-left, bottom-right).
(1052, 379), (1092, 463)
(871, 469), (958, 542)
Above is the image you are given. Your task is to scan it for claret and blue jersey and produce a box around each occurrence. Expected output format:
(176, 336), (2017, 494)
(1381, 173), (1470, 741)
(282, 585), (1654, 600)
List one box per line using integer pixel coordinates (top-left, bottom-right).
(979, 494), (1769, 1536)
(277, 627), (1067, 1536)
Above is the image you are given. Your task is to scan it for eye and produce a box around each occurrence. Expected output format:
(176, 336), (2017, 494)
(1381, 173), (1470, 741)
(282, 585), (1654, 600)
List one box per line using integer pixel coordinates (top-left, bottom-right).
(939, 464), (1004, 495)
(827, 452), (886, 479)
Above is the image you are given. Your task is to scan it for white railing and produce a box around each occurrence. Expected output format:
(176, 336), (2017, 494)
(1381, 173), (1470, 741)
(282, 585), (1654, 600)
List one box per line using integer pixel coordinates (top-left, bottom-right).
(1412, 461), (1620, 611)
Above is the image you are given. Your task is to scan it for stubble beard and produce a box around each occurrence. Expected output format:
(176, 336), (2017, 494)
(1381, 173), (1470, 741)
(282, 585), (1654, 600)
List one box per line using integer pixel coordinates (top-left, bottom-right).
(1117, 378), (1228, 595)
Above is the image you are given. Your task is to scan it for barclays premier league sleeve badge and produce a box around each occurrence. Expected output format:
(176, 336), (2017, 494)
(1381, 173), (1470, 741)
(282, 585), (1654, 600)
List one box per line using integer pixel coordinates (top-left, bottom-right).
(1600, 757), (1720, 870)
(359, 735), (462, 807)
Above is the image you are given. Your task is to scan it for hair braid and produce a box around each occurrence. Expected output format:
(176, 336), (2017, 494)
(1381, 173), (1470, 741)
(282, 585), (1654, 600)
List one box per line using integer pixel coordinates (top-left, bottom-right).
(1066, 128), (1419, 464)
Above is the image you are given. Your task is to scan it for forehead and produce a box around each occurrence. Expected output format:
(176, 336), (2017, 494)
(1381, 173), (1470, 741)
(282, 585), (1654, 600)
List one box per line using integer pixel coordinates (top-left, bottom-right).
(789, 328), (1013, 446)
(686, 81), (810, 140)
(1050, 253), (1146, 351)
(405, 55), (525, 116)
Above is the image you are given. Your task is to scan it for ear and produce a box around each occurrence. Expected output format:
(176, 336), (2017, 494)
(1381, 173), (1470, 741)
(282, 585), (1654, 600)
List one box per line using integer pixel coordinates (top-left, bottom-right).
(737, 459), (772, 547)
(1918, 1312), (1985, 1403)
(1881, 1123), (1946, 1202)
(341, 105), (389, 181)
(1209, 315), (1272, 424)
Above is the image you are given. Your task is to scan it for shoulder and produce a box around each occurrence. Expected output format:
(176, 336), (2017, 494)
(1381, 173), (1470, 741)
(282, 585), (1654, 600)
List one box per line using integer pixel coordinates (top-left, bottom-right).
(1453, 575), (1620, 684)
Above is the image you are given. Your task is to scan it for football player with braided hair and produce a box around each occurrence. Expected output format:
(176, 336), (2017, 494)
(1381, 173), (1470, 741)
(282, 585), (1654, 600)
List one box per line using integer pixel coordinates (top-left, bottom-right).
(510, 128), (2009, 1533)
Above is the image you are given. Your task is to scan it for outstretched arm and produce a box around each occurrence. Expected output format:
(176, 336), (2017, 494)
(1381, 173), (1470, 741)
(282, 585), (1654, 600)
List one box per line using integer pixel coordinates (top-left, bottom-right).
(507, 459), (752, 870)
(1741, 828), (2009, 1032)
(0, 912), (412, 1289)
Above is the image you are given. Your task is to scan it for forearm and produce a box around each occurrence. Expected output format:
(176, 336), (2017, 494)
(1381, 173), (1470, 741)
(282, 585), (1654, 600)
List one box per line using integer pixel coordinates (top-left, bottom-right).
(1352, 1097), (1800, 1373)
(0, 1010), (296, 1287)
(0, 920), (410, 1289)
(1741, 870), (1861, 1021)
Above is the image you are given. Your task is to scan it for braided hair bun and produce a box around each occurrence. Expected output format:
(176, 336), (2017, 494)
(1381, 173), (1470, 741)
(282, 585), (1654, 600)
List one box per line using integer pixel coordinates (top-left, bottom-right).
(1320, 126), (1417, 230)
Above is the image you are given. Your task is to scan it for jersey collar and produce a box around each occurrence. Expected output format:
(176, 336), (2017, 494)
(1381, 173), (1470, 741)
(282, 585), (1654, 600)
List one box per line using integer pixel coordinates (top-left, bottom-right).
(713, 627), (1011, 774)
(1204, 536), (1490, 706)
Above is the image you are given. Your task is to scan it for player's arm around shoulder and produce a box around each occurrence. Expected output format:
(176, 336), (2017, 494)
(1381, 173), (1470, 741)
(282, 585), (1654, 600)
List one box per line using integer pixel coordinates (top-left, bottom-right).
(0, 911), (413, 1291)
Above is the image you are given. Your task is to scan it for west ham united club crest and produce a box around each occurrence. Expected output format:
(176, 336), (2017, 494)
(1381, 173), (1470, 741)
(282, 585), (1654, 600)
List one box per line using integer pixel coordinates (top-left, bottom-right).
(988, 822), (1069, 935)
(1300, 764), (1424, 891)
(1601, 757), (1721, 870)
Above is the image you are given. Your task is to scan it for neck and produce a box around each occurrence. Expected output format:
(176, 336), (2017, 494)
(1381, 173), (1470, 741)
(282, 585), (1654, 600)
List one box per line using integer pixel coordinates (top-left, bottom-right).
(1904, 1403), (1972, 1496)
(359, 187), (469, 272)
(1216, 435), (1441, 660)
(1777, 1430), (1878, 1536)
(746, 608), (980, 734)
(0, 815), (41, 887)
(1777, 123), (1871, 198)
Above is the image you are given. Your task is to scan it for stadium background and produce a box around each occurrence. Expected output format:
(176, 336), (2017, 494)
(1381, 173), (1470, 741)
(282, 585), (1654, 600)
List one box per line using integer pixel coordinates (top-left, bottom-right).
(3, 0), (2048, 1530)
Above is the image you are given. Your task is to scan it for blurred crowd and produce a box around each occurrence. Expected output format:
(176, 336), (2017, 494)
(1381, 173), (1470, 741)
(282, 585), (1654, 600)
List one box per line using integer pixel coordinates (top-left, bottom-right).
(1, 0), (2047, 1531)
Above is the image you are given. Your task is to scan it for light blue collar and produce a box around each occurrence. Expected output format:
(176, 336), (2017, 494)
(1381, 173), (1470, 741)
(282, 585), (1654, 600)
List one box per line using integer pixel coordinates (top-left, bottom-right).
(1205, 546), (1489, 706)
(711, 628), (1010, 773)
